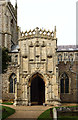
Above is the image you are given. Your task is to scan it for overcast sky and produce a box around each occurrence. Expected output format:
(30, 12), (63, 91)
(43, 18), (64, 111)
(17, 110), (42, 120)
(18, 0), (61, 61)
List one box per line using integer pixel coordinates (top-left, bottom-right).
(10, 0), (77, 45)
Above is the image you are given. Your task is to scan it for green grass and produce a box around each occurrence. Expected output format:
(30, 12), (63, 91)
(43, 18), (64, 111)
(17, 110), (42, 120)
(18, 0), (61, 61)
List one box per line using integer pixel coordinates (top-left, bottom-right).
(37, 109), (52, 120)
(0, 105), (15, 120)
(0, 102), (13, 105)
(58, 116), (78, 120)
(37, 106), (78, 120)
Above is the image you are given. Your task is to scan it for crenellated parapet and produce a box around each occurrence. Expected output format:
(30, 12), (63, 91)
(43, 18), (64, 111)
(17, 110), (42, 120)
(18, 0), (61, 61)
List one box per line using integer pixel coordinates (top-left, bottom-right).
(20, 27), (56, 40)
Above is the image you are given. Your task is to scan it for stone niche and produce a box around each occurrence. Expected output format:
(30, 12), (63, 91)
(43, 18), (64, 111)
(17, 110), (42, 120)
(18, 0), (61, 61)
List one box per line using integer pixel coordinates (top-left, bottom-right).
(47, 57), (53, 73)
(23, 58), (28, 72)
(41, 47), (46, 60)
(29, 46), (34, 60)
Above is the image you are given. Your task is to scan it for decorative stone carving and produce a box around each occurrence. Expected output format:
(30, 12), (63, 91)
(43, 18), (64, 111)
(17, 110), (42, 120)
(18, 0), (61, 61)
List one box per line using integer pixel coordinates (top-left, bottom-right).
(29, 47), (34, 60)
(41, 47), (46, 60)
(23, 58), (28, 72)
(21, 43), (28, 57)
(21, 27), (56, 39)
(47, 57), (53, 72)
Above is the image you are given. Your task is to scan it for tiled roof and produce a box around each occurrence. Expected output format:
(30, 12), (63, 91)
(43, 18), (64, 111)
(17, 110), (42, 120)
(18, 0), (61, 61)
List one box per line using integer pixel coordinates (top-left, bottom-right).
(57, 45), (78, 51)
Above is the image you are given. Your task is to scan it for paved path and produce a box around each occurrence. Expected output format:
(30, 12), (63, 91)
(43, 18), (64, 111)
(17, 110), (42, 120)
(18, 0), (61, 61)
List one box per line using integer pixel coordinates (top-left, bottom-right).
(3, 103), (78, 120)
(4, 105), (51, 120)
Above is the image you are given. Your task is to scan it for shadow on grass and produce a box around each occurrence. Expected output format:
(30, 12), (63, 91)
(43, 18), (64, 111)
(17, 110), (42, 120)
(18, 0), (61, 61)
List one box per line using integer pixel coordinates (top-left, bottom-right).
(0, 105), (15, 120)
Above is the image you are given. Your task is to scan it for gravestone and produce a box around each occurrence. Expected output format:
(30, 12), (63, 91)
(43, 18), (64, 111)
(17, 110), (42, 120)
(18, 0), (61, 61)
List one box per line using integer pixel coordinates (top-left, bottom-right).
(53, 108), (57, 120)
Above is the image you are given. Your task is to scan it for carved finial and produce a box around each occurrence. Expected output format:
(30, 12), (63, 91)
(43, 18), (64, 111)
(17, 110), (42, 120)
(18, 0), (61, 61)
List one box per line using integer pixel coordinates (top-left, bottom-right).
(54, 26), (56, 39)
(20, 27), (55, 38)
(36, 27), (39, 30)
(15, 0), (17, 6)
(35, 27), (39, 36)
(54, 26), (56, 32)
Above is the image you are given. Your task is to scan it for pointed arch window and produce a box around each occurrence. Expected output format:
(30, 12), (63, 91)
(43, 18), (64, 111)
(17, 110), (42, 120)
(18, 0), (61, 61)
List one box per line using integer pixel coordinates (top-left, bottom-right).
(58, 54), (62, 63)
(60, 73), (69, 93)
(9, 73), (17, 93)
(15, 55), (18, 63)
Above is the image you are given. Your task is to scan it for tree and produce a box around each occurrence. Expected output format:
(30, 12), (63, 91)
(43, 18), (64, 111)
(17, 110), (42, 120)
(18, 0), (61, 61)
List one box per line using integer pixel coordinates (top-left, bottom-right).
(2, 47), (11, 73)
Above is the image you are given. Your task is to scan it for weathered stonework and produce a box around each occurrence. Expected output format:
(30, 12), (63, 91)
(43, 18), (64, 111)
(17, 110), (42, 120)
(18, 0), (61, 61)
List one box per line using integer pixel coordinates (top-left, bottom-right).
(13, 27), (60, 106)
(2, 65), (17, 101)
(57, 50), (78, 103)
(1, 1), (78, 106)
(0, 0), (18, 51)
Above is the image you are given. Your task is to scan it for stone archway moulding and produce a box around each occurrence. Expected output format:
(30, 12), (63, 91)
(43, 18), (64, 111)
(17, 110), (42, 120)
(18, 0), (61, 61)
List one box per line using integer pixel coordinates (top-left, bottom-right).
(26, 71), (48, 86)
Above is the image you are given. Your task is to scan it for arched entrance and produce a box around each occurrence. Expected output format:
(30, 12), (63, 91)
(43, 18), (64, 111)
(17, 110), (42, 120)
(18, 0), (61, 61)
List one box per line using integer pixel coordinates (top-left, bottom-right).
(30, 74), (45, 105)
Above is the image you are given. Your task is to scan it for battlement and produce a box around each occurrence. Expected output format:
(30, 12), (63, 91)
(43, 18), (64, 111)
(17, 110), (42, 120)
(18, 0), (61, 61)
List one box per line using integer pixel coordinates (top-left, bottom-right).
(20, 27), (56, 39)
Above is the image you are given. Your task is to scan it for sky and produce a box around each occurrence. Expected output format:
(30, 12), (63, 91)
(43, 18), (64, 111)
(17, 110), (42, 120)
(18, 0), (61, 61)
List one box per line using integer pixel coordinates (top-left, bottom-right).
(10, 0), (77, 45)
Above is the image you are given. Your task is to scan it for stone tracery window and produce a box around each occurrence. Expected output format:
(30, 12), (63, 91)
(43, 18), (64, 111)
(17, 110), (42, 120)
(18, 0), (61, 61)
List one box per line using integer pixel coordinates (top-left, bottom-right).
(15, 55), (18, 63)
(58, 54), (62, 63)
(60, 73), (69, 93)
(68, 55), (70, 61)
(9, 73), (17, 93)
(70, 54), (73, 62)
(75, 53), (78, 61)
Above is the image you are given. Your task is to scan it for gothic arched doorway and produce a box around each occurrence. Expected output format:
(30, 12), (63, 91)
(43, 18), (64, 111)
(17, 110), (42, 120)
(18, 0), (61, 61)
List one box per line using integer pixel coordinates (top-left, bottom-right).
(30, 74), (45, 105)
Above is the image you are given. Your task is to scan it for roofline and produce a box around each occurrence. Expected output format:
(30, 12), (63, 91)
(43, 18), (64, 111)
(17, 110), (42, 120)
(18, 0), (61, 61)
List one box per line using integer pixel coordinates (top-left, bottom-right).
(9, 51), (18, 53)
(57, 50), (78, 52)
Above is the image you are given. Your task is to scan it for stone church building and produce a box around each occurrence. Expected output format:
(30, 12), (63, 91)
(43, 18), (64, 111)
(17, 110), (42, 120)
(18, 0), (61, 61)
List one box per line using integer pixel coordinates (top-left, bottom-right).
(1, 0), (78, 106)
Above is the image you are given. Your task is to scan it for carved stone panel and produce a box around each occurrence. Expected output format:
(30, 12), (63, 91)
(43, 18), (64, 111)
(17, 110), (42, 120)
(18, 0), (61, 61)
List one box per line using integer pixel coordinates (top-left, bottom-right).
(29, 47), (34, 60)
(35, 56), (40, 62)
(47, 46), (52, 57)
(23, 58), (28, 72)
(35, 46), (40, 56)
(30, 64), (36, 73)
(40, 63), (46, 73)
(21, 43), (28, 57)
(47, 57), (53, 72)
(41, 47), (46, 60)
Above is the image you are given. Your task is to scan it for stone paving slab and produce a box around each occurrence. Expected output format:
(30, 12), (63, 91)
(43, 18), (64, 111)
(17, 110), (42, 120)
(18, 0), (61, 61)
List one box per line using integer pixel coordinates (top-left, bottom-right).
(4, 105), (51, 120)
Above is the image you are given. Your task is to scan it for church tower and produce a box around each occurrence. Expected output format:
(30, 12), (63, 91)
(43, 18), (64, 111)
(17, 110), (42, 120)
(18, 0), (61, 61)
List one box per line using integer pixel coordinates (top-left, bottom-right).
(0, 0), (18, 50)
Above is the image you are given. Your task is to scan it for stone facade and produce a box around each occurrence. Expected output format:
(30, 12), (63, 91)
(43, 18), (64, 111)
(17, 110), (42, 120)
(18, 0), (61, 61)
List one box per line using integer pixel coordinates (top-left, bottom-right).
(0, 0), (18, 51)
(57, 48), (78, 103)
(1, 1), (78, 106)
(2, 66), (17, 102)
(13, 27), (60, 106)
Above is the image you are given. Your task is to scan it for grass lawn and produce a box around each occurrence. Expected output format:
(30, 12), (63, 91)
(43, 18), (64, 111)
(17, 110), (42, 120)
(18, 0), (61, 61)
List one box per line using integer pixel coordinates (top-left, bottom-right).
(58, 116), (78, 120)
(0, 102), (13, 105)
(38, 109), (52, 120)
(38, 106), (78, 120)
(0, 105), (15, 120)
